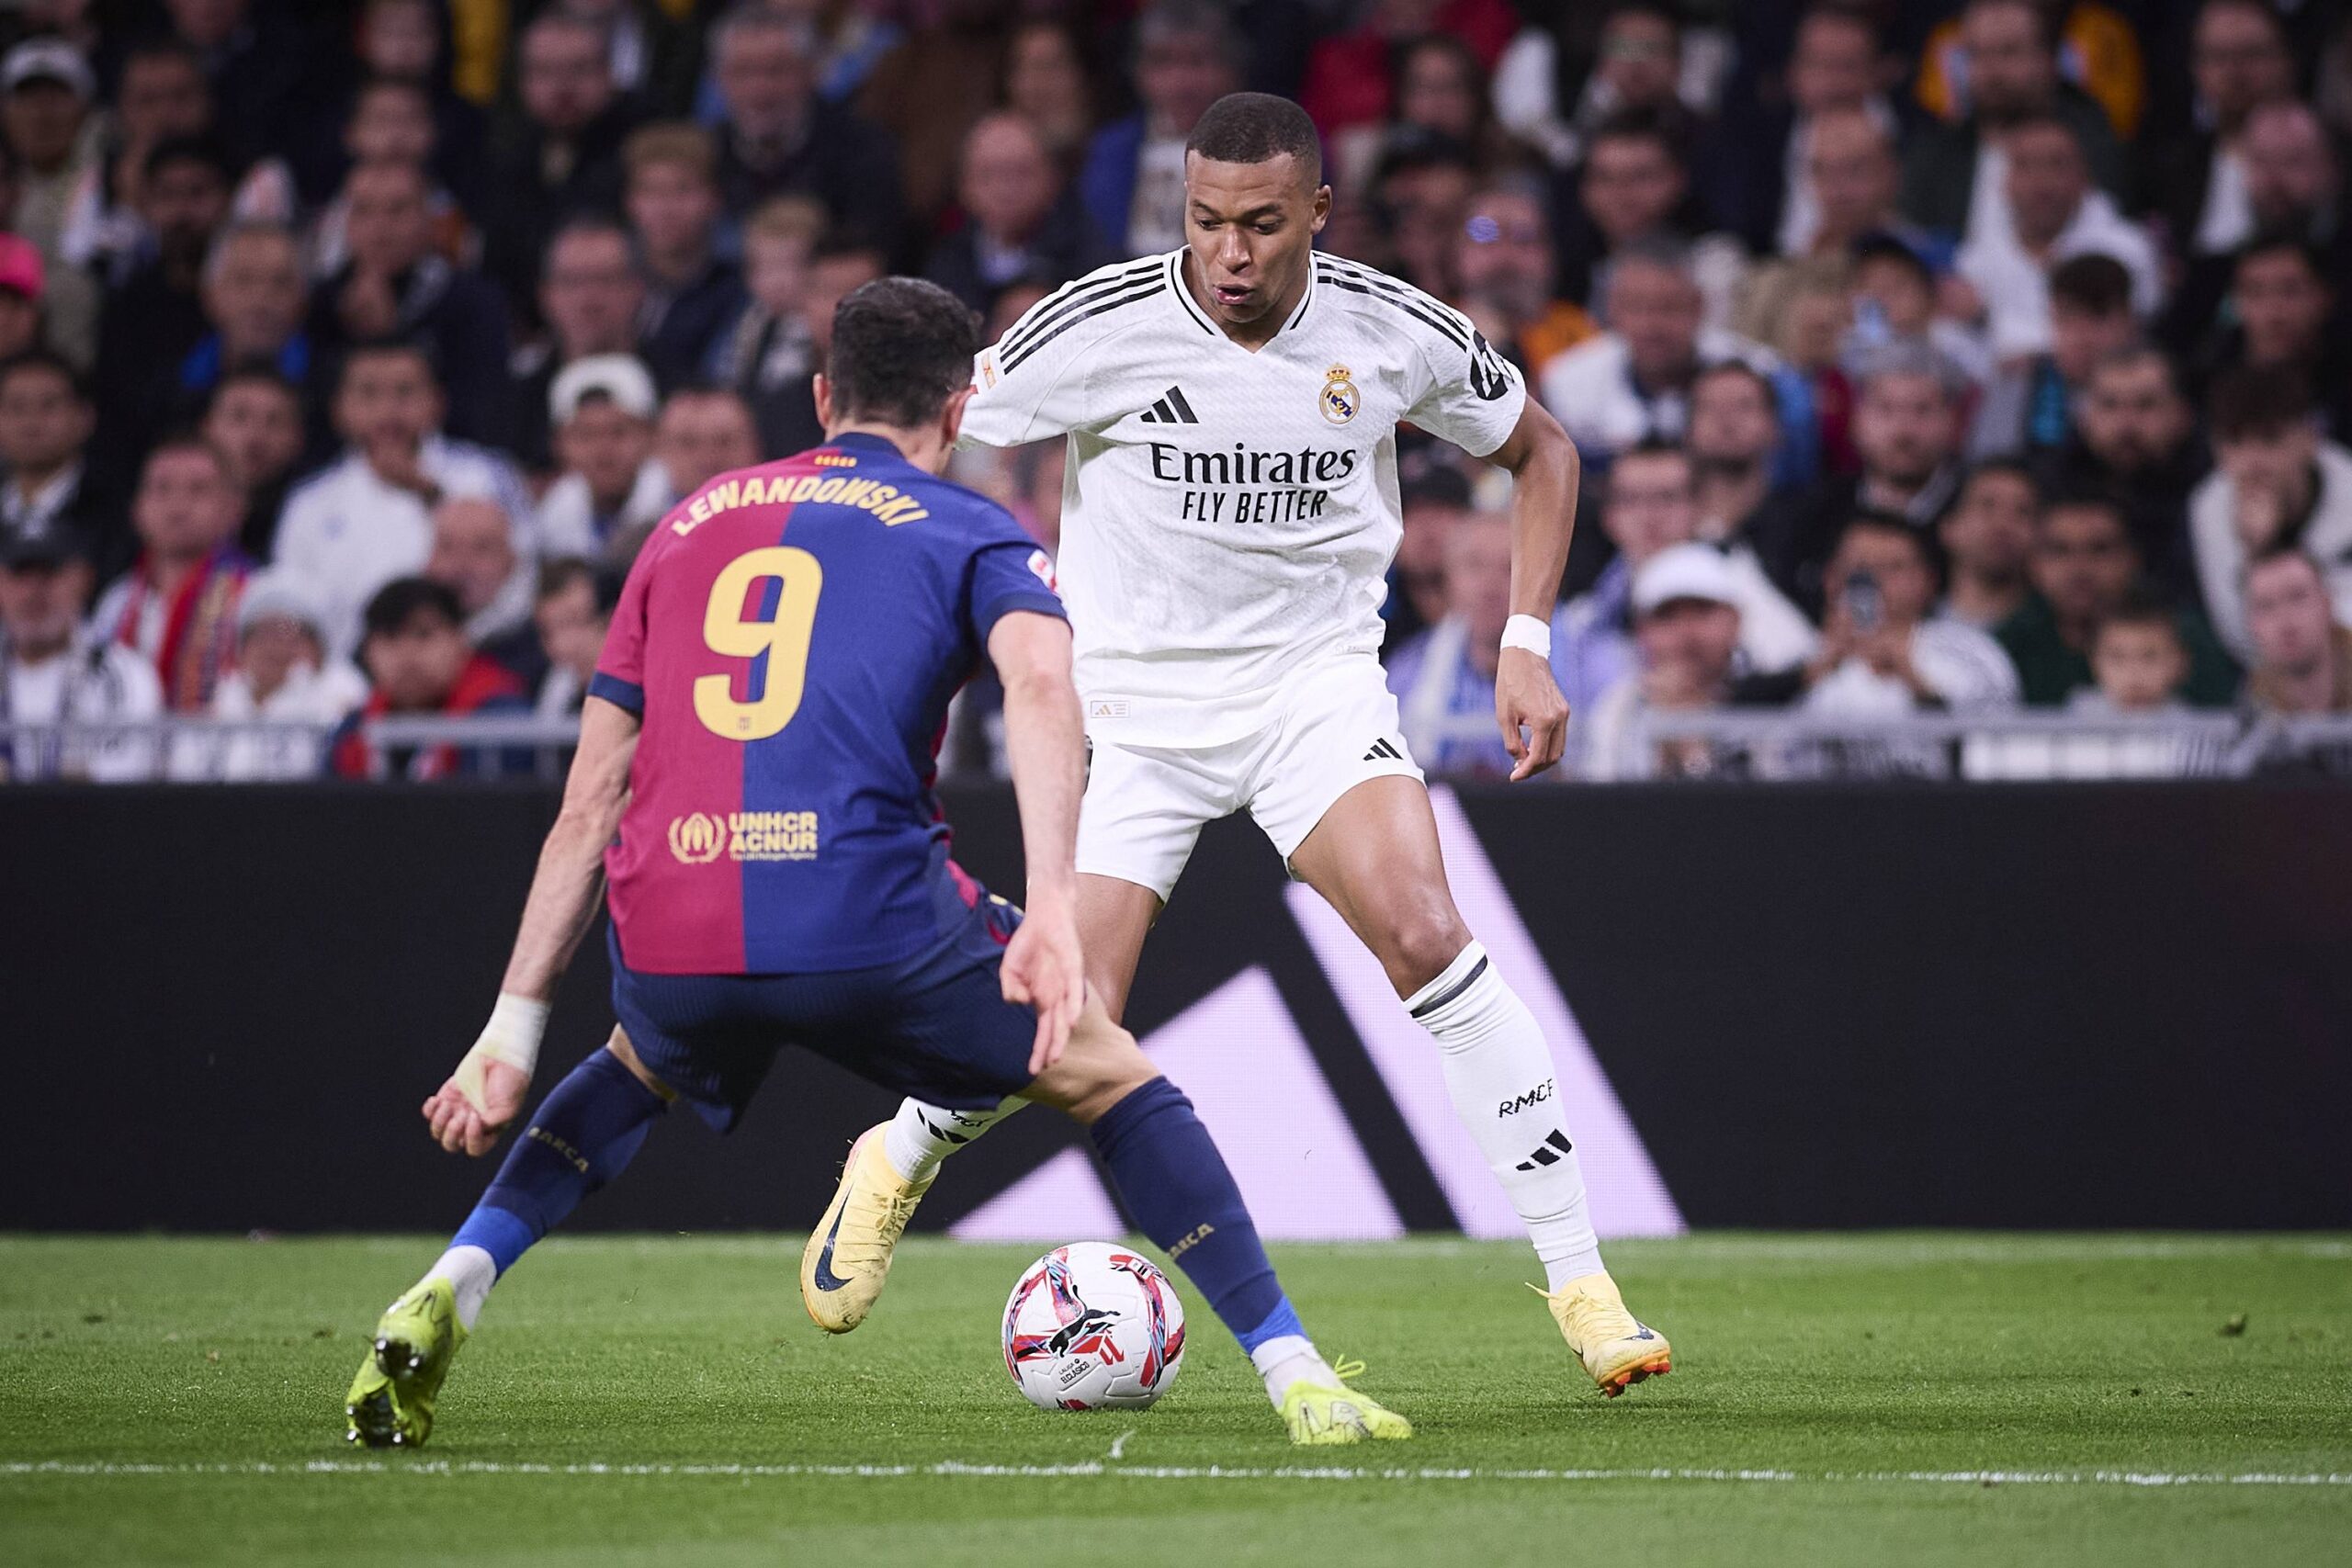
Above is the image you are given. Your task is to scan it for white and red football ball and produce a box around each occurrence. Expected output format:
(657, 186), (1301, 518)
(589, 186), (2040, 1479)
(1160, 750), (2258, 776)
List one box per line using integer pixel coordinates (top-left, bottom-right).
(1001, 1242), (1186, 1411)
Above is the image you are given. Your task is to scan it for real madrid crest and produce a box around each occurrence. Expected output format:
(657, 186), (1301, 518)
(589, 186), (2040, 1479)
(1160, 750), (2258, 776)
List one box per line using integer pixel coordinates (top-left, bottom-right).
(1319, 363), (1359, 425)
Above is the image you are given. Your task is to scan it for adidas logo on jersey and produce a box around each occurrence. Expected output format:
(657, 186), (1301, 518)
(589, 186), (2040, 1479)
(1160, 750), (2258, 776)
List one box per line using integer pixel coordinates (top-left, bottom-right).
(1363, 738), (1403, 762)
(1136, 386), (1200, 424)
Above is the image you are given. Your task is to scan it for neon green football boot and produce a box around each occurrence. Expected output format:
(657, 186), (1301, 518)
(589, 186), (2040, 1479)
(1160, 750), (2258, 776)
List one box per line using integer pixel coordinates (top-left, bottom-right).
(1280, 1359), (1414, 1445)
(344, 1276), (468, 1449)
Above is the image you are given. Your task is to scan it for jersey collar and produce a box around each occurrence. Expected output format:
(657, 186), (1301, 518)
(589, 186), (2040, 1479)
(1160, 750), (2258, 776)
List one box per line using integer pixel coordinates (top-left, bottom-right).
(828, 431), (907, 459)
(1167, 249), (1317, 344)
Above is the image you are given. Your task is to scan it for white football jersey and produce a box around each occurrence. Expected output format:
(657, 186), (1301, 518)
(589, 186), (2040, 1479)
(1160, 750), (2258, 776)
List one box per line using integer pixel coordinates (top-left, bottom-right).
(963, 248), (1526, 745)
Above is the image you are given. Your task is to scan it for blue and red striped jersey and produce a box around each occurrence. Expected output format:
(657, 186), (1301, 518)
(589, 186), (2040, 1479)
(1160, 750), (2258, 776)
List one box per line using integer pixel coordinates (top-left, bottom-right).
(592, 432), (1064, 975)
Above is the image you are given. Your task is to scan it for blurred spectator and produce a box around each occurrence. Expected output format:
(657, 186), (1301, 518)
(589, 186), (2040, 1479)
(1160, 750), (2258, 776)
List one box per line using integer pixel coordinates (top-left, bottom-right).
(2149, 0), (2298, 261)
(1776, 343), (1970, 615)
(1560, 112), (1745, 327)
(1900, 0), (2126, 244)
(927, 112), (1109, 317)
(349, 0), (490, 213)
(2202, 234), (2350, 439)
(1541, 240), (1776, 474)
(89, 135), (232, 439)
(1972, 587), (2208, 778)
(1841, 232), (1994, 398)
(653, 384), (760, 499)
(272, 342), (529, 657)
(1493, 0), (1695, 173)
(1451, 178), (1595, 385)
(58, 38), (217, 288)
(0, 527), (159, 783)
(1969, 252), (2139, 459)
(329, 574), (528, 781)
(2244, 547), (2352, 714)
(0, 348), (118, 569)
(2088, 594), (2196, 716)
(201, 365), (308, 559)
(855, 0), (1014, 224)
(3, 37), (98, 258)
(200, 569), (368, 782)
(1938, 459), (2041, 630)
(1995, 491), (2236, 706)
(482, 10), (635, 321)
(566, 0), (701, 116)
(1915, 0), (2145, 144)
(2190, 367), (2352, 660)
(1551, 441), (1689, 715)
(1690, 361), (1812, 609)
(1387, 507), (1517, 778)
(2036, 344), (2206, 595)
(1329, 33), (1504, 198)
(536, 355), (667, 559)
(504, 216), (647, 472)
(89, 436), (253, 712)
(708, 197), (826, 459)
(1703, 7), (1893, 258)
(1952, 114), (2158, 363)
(1080, 0), (1243, 257)
(1363, 132), (1476, 294)
(625, 123), (744, 389)
(712, 7), (900, 249)
(160, 0), (335, 193)
(1795, 513), (2019, 715)
(528, 556), (618, 719)
(999, 20), (1092, 166)
(1737, 109), (1929, 352)
(311, 157), (511, 446)
(1003, 436), (1067, 555)
(2164, 102), (2347, 357)
(179, 220), (311, 422)
(1300, 0), (1513, 141)
(1582, 542), (1789, 780)
(426, 491), (539, 686)
(0, 231), (47, 364)
(309, 78), (476, 283)
(1385, 465), (1473, 651)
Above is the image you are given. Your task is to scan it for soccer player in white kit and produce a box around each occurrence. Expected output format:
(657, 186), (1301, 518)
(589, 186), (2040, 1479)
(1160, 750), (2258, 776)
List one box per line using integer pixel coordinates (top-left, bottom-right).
(802, 93), (1672, 1398)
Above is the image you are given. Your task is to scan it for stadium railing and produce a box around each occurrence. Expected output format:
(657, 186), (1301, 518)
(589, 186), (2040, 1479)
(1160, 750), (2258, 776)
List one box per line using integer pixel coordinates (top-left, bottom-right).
(5, 712), (2352, 783)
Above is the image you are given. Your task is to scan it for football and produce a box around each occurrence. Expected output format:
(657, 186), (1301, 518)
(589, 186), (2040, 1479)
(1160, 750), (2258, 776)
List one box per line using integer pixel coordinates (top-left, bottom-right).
(1001, 1242), (1187, 1411)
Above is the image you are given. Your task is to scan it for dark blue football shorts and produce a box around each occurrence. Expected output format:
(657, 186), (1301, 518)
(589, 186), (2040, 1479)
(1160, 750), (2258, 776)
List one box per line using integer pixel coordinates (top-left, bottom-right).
(608, 877), (1035, 1133)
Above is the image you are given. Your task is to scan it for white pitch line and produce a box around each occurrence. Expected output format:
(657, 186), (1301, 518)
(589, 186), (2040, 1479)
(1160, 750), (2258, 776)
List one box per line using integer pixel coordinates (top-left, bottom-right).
(4, 1460), (2348, 1489)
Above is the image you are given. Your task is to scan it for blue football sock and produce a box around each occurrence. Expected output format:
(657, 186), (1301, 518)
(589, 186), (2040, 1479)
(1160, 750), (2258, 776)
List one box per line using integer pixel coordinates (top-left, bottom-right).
(1088, 1076), (1299, 1354)
(450, 1048), (666, 1275)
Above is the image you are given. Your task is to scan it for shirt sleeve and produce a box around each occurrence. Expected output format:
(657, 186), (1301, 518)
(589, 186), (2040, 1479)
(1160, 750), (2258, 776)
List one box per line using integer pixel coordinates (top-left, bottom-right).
(1405, 321), (1529, 459)
(966, 535), (1069, 647)
(959, 274), (1136, 447)
(590, 532), (656, 715)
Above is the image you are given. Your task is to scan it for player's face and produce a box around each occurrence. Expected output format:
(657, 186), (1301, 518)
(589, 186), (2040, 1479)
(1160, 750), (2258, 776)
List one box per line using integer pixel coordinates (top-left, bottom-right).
(1182, 152), (1329, 331)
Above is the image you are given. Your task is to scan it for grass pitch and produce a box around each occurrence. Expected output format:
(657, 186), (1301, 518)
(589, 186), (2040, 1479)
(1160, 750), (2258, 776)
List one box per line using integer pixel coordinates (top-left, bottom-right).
(3, 1233), (2348, 1566)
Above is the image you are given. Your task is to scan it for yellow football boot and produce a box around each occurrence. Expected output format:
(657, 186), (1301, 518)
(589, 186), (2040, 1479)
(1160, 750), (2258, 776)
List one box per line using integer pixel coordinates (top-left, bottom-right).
(1539, 1272), (1671, 1397)
(1280, 1359), (1414, 1445)
(801, 1124), (933, 1333)
(344, 1276), (467, 1448)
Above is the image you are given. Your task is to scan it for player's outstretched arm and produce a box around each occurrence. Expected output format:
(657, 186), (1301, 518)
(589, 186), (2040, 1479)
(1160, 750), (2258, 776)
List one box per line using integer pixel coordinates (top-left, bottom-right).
(988, 610), (1087, 1075)
(423, 696), (640, 1156)
(1484, 398), (1581, 781)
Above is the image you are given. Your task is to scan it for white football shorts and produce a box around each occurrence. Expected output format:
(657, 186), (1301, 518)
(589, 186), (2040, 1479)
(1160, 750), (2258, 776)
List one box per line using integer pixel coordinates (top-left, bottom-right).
(1075, 655), (1426, 901)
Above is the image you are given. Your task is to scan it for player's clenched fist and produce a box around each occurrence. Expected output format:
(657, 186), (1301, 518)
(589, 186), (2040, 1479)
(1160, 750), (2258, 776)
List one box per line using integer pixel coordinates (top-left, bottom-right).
(1496, 647), (1569, 782)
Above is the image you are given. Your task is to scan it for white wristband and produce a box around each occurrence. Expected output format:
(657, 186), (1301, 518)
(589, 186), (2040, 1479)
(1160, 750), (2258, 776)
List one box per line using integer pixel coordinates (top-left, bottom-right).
(453, 992), (548, 1113)
(1499, 614), (1553, 660)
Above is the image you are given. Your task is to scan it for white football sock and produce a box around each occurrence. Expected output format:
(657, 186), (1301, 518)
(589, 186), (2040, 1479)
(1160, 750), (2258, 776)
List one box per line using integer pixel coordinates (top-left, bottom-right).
(1249, 1334), (1335, 1408)
(424, 1245), (498, 1332)
(1405, 942), (1605, 1292)
(881, 1097), (1023, 1183)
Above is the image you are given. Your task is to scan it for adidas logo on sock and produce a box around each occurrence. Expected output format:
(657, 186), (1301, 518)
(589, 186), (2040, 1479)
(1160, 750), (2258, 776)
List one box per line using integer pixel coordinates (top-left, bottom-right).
(1363, 737), (1403, 761)
(1515, 1130), (1574, 1170)
(1136, 386), (1200, 424)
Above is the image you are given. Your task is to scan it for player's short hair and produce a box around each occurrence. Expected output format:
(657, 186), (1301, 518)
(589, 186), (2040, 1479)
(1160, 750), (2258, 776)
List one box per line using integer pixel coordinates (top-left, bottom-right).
(2049, 253), (2132, 317)
(826, 277), (982, 429)
(2209, 363), (2314, 443)
(362, 575), (464, 640)
(1185, 92), (1324, 188)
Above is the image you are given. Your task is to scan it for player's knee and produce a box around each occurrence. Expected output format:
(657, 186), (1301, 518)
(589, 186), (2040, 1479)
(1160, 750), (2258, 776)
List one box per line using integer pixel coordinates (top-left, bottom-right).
(1374, 904), (1474, 995)
(1030, 1026), (1159, 1124)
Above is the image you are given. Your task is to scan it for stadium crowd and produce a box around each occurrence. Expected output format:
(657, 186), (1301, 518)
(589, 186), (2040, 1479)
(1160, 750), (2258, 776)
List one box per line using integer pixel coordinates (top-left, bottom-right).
(1, 0), (2350, 784)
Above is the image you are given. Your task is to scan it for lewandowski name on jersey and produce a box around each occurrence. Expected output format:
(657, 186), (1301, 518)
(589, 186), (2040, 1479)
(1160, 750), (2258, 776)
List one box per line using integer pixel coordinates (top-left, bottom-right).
(961, 250), (1526, 747)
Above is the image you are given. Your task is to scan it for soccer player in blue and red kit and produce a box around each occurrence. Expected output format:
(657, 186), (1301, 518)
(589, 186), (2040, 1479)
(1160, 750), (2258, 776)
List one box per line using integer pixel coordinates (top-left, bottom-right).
(342, 278), (1411, 1449)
